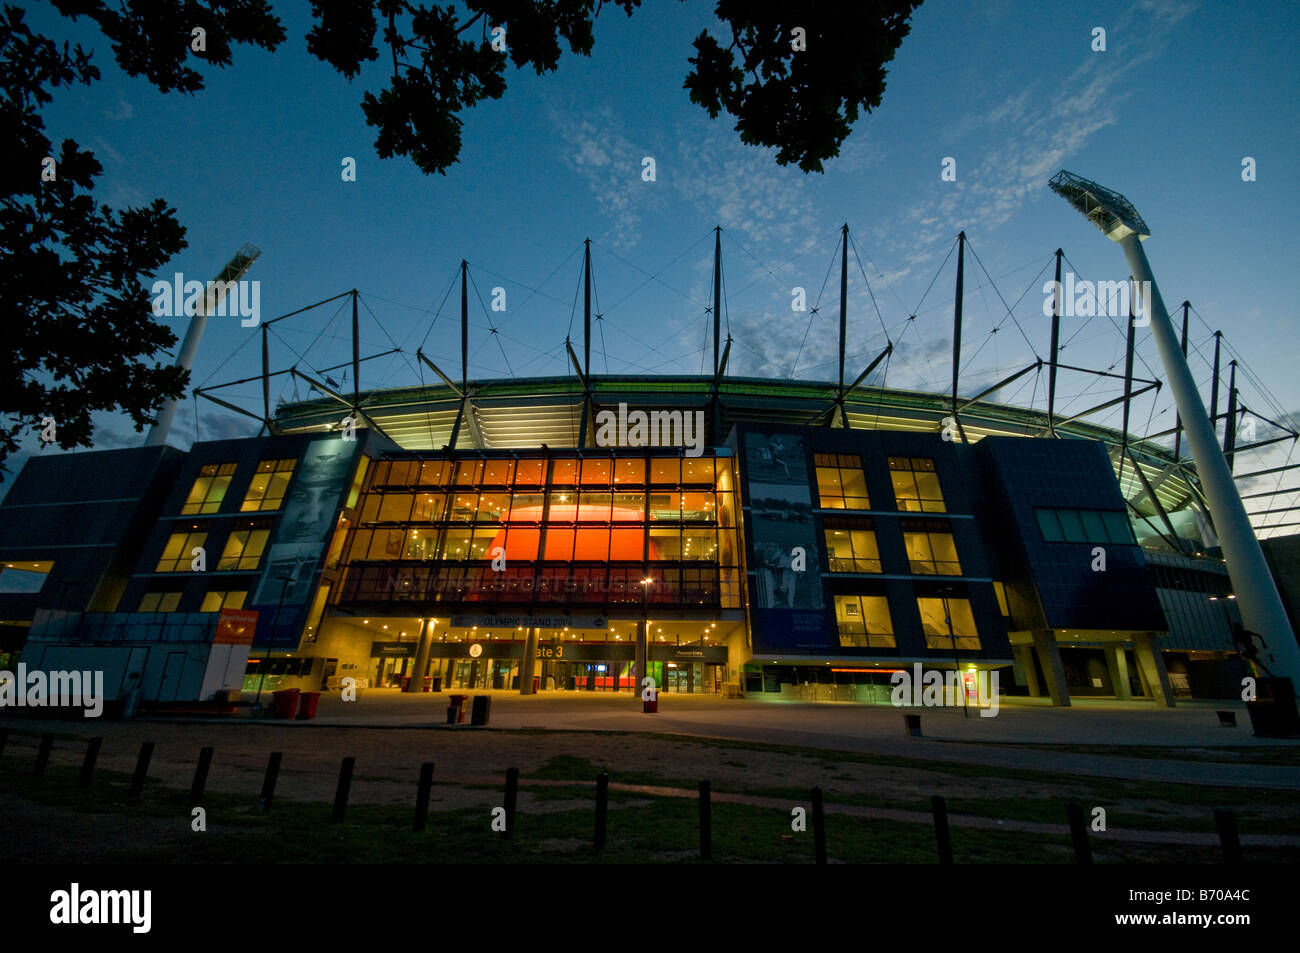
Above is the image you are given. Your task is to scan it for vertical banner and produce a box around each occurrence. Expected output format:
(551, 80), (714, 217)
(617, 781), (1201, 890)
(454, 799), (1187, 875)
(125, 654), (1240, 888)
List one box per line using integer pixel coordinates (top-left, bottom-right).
(251, 438), (355, 647)
(742, 433), (830, 651)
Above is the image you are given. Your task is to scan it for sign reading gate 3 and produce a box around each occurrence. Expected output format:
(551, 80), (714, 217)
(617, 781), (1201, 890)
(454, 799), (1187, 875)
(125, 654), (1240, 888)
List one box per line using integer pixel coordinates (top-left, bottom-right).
(450, 614), (607, 630)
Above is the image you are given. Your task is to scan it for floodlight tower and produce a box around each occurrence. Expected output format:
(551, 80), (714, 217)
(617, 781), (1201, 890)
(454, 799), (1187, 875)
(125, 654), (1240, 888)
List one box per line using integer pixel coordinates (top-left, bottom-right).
(145, 243), (262, 447)
(1050, 170), (1299, 684)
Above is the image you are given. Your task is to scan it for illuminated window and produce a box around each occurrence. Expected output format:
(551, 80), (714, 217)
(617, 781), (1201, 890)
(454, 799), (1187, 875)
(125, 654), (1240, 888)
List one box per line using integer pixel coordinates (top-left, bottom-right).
(181, 463), (236, 515)
(823, 521), (881, 572)
(902, 520), (962, 575)
(916, 596), (980, 650)
(200, 590), (248, 612)
(814, 454), (870, 509)
(217, 523), (271, 571)
(138, 590), (182, 612)
(888, 457), (945, 512)
(240, 458), (296, 511)
(156, 528), (209, 572)
(834, 594), (895, 648)
(0, 560), (54, 594)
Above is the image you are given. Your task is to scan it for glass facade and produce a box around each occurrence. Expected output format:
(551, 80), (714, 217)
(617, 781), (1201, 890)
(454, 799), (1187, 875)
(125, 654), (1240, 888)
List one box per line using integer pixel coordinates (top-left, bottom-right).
(181, 463), (236, 515)
(888, 456), (946, 512)
(338, 453), (742, 610)
(240, 458), (296, 511)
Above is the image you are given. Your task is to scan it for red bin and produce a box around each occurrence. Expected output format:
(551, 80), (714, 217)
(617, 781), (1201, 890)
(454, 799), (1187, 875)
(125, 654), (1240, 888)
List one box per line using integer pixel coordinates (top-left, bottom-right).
(296, 691), (322, 720)
(448, 694), (468, 723)
(271, 688), (300, 719)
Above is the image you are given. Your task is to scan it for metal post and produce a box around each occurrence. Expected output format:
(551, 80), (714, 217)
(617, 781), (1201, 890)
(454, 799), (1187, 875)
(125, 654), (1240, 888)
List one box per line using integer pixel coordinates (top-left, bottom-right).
(1213, 809), (1243, 864)
(503, 766), (518, 839)
(190, 746), (214, 804)
(1224, 361), (1238, 472)
(951, 233), (966, 441)
(32, 733), (53, 780)
(259, 752), (282, 814)
(931, 794), (953, 864)
(1066, 803), (1092, 864)
(79, 737), (102, 788)
(811, 787), (827, 864)
(414, 762), (434, 832)
(129, 741), (155, 799)
(699, 780), (712, 860)
(594, 772), (609, 852)
(1209, 330), (1222, 437)
(713, 226), (723, 378)
(331, 756), (355, 822)
(838, 224), (848, 404)
(1173, 301), (1189, 460)
(584, 239), (592, 378)
(1047, 249), (1063, 434)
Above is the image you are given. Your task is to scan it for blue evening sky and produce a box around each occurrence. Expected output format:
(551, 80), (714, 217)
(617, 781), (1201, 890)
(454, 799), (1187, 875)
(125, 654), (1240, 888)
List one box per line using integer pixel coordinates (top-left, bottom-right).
(10, 0), (1300, 528)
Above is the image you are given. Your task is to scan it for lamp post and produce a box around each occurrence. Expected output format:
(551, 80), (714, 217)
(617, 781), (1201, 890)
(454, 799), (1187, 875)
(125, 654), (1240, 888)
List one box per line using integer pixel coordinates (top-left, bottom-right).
(639, 576), (653, 699)
(254, 575), (294, 712)
(1050, 170), (1298, 685)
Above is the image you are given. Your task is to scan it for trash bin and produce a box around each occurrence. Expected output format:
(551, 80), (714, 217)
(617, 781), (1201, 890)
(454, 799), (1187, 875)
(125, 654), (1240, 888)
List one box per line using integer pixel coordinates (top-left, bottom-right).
(532, 676), (540, 693)
(401, 676), (411, 691)
(422, 676), (433, 693)
(431, 676), (442, 692)
(271, 688), (300, 719)
(471, 694), (491, 725)
(643, 694), (658, 713)
(903, 713), (922, 737)
(296, 691), (322, 720)
(448, 694), (468, 724)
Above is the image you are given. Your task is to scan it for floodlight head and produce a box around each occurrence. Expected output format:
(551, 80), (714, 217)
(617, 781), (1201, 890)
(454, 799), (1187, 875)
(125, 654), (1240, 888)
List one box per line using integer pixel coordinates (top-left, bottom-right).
(1049, 170), (1150, 242)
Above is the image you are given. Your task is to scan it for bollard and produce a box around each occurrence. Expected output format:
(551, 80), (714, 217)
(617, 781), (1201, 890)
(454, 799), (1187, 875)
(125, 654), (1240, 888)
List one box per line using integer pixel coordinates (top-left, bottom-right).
(594, 773), (608, 852)
(331, 757), (355, 823)
(413, 762), (435, 833)
(931, 794), (953, 864)
(129, 741), (155, 799)
(33, 733), (54, 780)
(259, 752), (282, 814)
(1066, 803), (1092, 864)
(79, 737), (103, 788)
(903, 713), (922, 737)
(1214, 809), (1243, 865)
(811, 786), (827, 865)
(503, 767), (519, 839)
(190, 746), (214, 805)
(0, 726), (9, 761)
(699, 780), (712, 861)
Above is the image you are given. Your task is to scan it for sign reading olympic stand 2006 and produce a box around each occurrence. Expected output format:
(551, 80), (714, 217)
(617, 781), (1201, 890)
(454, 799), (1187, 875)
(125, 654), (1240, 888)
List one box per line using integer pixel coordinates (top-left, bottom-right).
(450, 615), (607, 631)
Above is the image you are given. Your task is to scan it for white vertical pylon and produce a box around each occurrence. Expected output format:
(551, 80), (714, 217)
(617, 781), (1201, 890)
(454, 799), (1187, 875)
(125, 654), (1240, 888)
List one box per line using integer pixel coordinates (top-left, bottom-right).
(1050, 170), (1297, 684)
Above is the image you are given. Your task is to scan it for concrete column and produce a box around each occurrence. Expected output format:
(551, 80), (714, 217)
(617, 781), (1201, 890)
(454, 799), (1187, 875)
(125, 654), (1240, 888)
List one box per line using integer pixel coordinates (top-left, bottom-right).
(1031, 630), (1071, 707)
(1103, 643), (1132, 700)
(1132, 632), (1176, 707)
(403, 619), (435, 693)
(636, 618), (649, 700)
(519, 627), (538, 695)
(1012, 644), (1042, 697)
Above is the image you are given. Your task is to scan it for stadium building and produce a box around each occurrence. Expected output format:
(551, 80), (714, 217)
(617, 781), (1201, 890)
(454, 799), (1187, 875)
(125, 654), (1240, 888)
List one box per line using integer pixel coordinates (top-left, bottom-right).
(3, 217), (1297, 710)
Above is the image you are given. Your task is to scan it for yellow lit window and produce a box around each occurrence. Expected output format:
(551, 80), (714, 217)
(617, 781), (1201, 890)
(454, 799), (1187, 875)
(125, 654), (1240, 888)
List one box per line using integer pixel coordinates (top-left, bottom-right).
(814, 454), (870, 509)
(199, 590), (248, 612)
(156, 529), (209, 572)
(217, 525), (271, 571)
(916, 597), (980, 651)
(823, 522), (881, 573)
(833, 594), (895, 648)
(888, 457), (946, 513)
(181, 463), (237, 515)
(240, 458), (296, 511)
(138, 590), (182, 611)
(902, 521), (962, 575)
